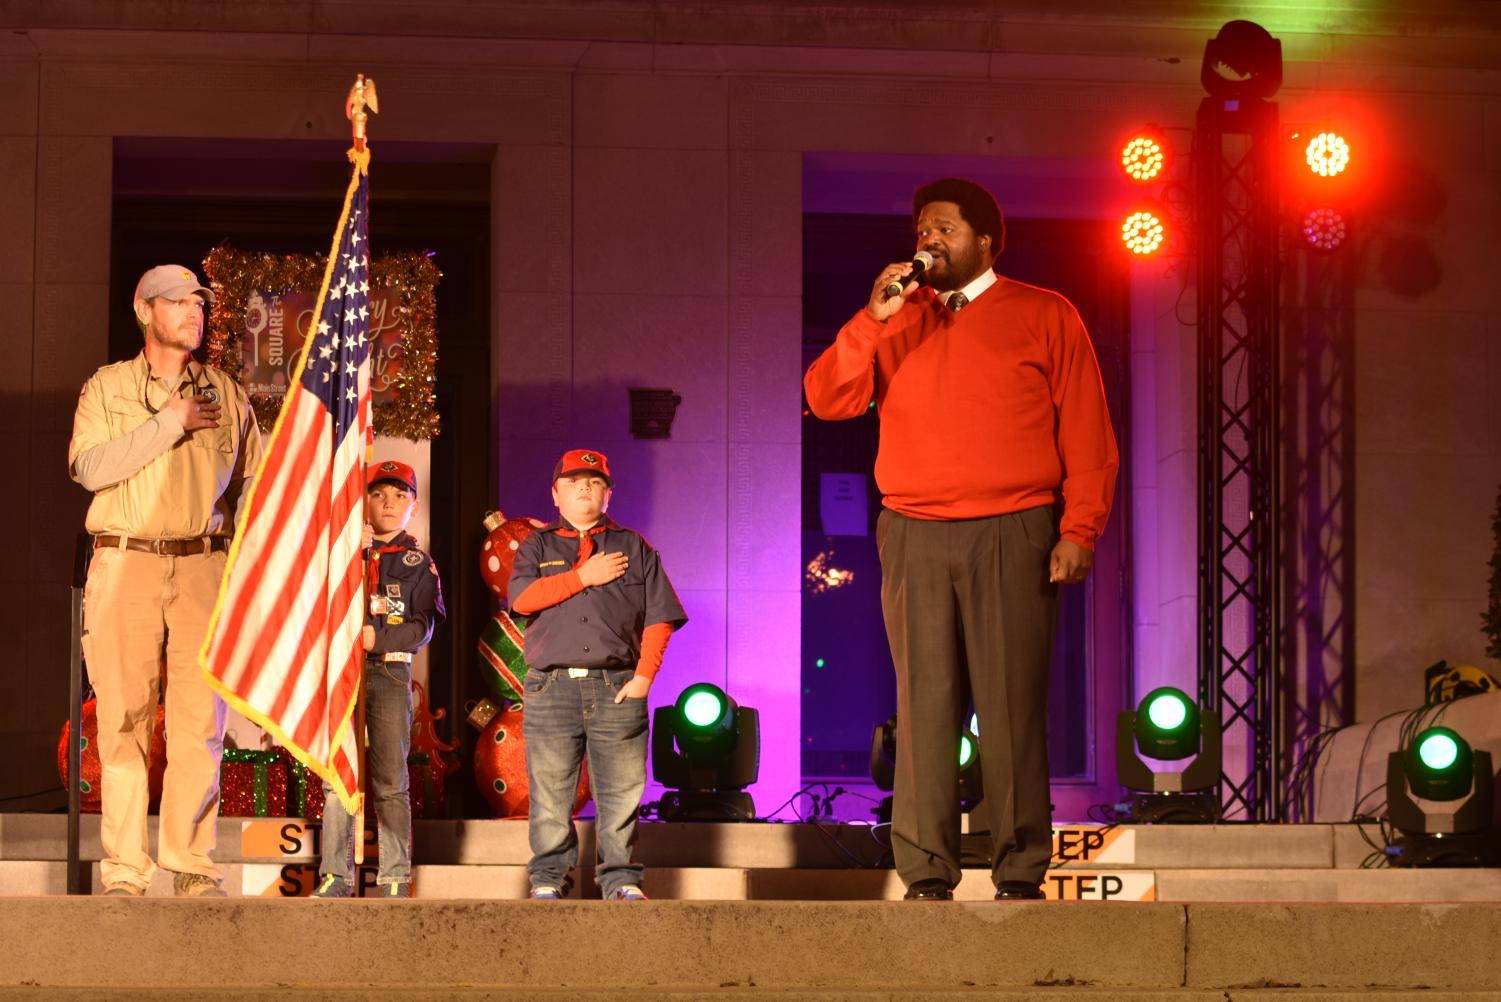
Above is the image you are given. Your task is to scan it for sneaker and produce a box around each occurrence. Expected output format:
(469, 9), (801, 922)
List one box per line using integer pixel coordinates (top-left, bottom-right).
(607, 884), (648, 901)
(380, 880), (412, 898)
(528, 885), (563, 900)
(102, 882), (145, 897)
(310, 874), (353, 898)
(172, 871), (226, 898)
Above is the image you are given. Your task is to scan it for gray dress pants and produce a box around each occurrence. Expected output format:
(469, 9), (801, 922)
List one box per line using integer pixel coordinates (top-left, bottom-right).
(877, 505), (1060, 889)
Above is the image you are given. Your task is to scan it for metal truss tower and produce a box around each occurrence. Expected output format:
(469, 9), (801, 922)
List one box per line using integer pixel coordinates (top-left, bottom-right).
(1194, 95), (1283, 821)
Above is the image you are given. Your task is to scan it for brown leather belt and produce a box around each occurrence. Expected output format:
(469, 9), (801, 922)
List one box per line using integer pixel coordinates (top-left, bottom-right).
(94, 535), (229, 556)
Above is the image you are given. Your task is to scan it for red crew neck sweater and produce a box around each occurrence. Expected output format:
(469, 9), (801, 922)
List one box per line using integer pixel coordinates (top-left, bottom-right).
(803, 276), (1119, 549)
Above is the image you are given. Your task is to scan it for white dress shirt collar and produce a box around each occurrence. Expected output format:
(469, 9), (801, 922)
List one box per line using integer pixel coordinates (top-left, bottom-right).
(940, 268), (997, 309)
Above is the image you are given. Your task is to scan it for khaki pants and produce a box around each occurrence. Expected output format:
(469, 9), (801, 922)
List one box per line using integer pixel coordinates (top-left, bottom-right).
(877, 506), (1060, 890)
(82, 546), (228, 889)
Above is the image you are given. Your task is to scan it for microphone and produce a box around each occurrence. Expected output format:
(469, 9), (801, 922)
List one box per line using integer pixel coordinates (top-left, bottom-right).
(883, 251), (934, 300)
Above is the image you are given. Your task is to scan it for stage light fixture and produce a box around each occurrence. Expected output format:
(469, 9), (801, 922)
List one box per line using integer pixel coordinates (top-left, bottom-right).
(1305, 132), (1350, 177)
(1385, 725), (1498, 866)
(1116, 687), (1222, 823)
(1137, 688), (1198, 759)
(1301, 208), (1347, 252)
(1121, 210), (1166, 255)
(651, 682), (760, 820)
(1121, 134), (1168, 183)
(1200, 20), (1282, 101)
(869, 715), (985, 821)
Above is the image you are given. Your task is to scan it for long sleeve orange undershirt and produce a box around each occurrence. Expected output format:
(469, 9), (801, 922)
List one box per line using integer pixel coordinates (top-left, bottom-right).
(511, 570), (583, 614)
(511, 575), (676, 680)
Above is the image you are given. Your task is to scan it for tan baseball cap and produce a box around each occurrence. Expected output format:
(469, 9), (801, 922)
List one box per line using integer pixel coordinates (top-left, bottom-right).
(134, 264), (215, 304)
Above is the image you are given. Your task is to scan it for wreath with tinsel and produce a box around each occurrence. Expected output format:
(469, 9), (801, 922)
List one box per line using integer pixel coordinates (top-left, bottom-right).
(202, 245), (441, 441)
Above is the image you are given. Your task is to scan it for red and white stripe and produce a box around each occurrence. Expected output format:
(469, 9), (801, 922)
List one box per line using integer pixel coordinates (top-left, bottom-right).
(205, 367), (371, 807)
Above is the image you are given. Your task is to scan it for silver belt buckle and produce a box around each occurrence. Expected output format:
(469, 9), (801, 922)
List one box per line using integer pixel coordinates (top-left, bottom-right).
(567, 667), (589, 678)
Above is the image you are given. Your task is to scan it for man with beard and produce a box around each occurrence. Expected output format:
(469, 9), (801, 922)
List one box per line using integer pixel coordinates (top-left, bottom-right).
(804, 179), (1118, 901)
(69, 265), (263, 897)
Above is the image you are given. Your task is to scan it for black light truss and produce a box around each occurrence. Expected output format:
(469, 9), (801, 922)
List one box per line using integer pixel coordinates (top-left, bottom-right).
(1279, 248), (1357, 822)
(1194, 95), (1283, 822)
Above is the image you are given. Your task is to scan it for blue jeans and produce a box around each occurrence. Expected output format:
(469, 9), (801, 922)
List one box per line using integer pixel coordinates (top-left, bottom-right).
(523, 667), (649, 896)
(319, 662), (413, 886)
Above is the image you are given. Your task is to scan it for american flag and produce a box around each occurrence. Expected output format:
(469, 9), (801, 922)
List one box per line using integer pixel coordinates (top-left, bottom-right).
(203, 152), (373, 812)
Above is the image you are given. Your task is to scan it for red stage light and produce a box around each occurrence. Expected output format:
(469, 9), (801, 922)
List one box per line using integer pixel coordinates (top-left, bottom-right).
(1121, 211), (1165, 255)
(1121, 135), (1167, 183)
(1301, 208), (1347, 251)
(1305, 132), (1350, 177)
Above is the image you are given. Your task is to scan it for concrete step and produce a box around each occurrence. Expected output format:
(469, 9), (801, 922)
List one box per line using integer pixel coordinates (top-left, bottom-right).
(0, 899), (1497, 993)
(0, 815), (1385, 870)
(11, 859), (1496, 902)
(2, 992), (1498, 1002)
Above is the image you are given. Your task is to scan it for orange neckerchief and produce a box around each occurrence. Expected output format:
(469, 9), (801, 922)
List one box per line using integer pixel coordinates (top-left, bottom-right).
(551, 518), (617, 569)
(366, 537), (412, 596)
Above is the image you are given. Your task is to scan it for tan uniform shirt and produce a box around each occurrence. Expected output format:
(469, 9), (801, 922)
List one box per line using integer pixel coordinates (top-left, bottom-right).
(68, 353), (264, 538)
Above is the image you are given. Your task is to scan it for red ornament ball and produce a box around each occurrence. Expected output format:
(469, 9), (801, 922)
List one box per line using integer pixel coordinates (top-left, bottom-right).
(57, 698), (167, 812)
(479, 512), (541, 603)
(472, 702), (590, 818)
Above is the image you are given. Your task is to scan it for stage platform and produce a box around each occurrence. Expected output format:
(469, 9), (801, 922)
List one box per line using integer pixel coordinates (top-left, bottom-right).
(2, 815), (1500, 902)
(3, 816), (1500, 998)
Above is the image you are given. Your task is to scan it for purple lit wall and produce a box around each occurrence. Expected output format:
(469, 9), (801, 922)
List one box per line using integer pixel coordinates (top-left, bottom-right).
(492, 136), (805, 814)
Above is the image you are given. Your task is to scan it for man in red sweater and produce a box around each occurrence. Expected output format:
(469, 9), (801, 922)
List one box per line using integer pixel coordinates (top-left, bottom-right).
(804, 178), (1119, 901)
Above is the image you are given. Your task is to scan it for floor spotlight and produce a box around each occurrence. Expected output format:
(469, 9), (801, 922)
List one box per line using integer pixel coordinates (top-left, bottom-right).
(1305, 131), (1350, 177)
(651, 682), (760, 820)
(1116, 687), (1222, 822)
(868, 715), (983, 822)
(1386, 725), (1499, 866)
(1121, 210), (1166, 256)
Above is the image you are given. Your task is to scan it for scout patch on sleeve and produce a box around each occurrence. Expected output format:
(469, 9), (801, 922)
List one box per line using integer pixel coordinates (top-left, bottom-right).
(538, 560), (566, 568)
(402, 551), (423, 567)
(385, 583), (402, 598)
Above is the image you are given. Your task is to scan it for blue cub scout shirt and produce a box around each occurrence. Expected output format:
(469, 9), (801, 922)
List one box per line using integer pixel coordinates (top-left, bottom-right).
(506, 519), (687, 670)
(368, 530), (446, 660)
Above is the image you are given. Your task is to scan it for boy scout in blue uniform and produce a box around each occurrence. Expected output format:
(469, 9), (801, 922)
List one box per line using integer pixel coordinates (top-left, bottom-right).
(508, 449), (687, 900)
(313, 460), (445, 898)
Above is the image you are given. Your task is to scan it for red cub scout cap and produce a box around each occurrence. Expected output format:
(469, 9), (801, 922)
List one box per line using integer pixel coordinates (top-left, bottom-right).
(553, 449), (613, 487)
(368, 460), (418, 493)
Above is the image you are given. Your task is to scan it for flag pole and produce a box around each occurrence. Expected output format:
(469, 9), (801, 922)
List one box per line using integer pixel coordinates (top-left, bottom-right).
(346, 72), (378, 867)
(353, 653), (368, 865)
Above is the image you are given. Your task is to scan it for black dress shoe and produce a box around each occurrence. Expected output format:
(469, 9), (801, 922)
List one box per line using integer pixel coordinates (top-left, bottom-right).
(902, 878), (953, 901)
(994, 881), (1044, 900)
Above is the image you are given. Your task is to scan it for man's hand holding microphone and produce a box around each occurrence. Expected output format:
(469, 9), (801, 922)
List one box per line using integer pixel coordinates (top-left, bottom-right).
(865, 250), (933, 323)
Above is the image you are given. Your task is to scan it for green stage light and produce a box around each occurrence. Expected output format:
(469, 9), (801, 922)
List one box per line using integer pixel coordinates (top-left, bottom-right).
(1417, 730), (1459, 771)
(869, 716), (985, 820)
(1146, 690), (1189, 731)
(959, 733), (976, 769)
(652, 682), (760, 821)
(1133, 687), (1200, 761)
(1387, 723), (1496, 865)
(1406, 726), (1473, 802)
(1116, 685), (1222, 822)
(682, 687), (727, 729)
